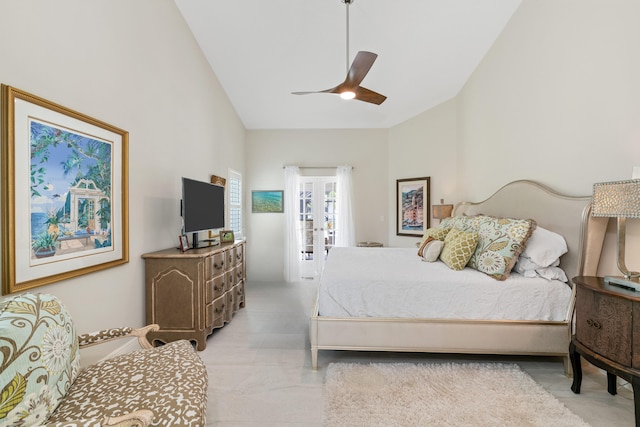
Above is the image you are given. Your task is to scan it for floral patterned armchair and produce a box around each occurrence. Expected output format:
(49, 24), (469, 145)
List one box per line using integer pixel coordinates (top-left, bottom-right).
(0, 292), (208, 427)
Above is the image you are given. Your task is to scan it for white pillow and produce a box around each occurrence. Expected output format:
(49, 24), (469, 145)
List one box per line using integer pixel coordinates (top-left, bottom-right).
(514, 257), (567, 282)
(520, 226), (567, 267)
(536, 266), (568, 282)
(421, 239), (444, 262)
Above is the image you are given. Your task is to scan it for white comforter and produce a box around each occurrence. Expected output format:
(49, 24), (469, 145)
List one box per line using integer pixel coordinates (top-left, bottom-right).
(317, 247), (572, 321)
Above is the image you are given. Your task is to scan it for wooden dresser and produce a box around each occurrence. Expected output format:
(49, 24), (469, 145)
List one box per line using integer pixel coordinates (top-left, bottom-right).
(142, 240), (245, 350)
(570, 276), (640, 426)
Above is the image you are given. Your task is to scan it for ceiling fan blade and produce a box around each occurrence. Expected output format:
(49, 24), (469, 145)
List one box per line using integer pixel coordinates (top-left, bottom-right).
(291, 87), (337, 96)
(354, 86), (387, 105)
(344, 51), (378, 88)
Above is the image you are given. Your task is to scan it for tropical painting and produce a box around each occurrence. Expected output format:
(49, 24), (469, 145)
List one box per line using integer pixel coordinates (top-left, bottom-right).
(30, 119), (113, 264)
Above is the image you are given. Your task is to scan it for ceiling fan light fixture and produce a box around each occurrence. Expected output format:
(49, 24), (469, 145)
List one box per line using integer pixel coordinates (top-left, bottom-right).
(340, 90), (356, 100)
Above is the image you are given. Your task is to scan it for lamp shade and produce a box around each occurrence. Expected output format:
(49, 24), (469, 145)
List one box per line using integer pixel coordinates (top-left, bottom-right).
(592, 179), (640, 218)
(432, 200), (453, 219)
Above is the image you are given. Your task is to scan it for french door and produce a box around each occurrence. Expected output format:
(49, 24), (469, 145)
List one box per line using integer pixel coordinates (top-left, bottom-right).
(298, 177), (337, 279)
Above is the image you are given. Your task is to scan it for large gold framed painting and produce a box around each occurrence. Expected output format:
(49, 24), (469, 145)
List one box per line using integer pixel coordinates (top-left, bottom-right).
(1, 85), (129, 294)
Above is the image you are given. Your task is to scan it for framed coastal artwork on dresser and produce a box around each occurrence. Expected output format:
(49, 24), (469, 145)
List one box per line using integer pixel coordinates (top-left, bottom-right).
(1, 85), (129, 294)
(396, 176), (430, 236)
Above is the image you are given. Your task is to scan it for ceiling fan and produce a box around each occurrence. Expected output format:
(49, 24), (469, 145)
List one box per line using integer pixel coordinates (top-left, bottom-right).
(292, 0), (386, 105)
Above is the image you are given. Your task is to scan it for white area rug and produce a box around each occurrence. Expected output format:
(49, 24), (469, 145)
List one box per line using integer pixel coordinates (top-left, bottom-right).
(324, 362), (590, 427)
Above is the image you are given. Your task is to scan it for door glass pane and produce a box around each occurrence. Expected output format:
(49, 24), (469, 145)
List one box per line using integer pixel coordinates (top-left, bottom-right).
(299, 182), (313, 261)
(324, 182), (336, 252)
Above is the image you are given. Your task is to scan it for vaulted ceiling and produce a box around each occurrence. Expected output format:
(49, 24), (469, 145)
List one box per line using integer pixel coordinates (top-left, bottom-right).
(175, 0), (521, 130)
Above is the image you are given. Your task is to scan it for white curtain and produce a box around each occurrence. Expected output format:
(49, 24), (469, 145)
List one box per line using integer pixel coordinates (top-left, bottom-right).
(335, 165), (356, 247)
(284, 166), (301, 282)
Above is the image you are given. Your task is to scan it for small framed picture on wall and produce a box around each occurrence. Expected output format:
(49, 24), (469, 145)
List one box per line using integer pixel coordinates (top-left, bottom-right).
(179, 234), (190, 252)
(220, 230), (235, 243)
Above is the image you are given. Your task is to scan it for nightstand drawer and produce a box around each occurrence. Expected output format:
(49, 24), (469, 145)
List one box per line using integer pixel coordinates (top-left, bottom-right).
(575, 286), (633, 365)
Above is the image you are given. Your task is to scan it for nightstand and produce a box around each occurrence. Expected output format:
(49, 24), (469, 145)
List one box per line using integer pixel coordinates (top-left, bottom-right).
(570, 276), (640, 426)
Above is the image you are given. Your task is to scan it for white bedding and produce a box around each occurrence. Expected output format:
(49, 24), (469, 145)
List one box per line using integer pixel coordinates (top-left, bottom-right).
(318, 247), (572, 321)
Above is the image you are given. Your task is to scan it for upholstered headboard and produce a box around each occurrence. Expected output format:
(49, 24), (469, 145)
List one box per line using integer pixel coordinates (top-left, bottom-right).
(453, 180), (608, 281)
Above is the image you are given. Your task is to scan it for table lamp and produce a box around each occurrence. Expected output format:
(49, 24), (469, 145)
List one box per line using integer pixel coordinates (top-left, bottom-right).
(592, 179), (640, 290)
(432, 199), (453, 220)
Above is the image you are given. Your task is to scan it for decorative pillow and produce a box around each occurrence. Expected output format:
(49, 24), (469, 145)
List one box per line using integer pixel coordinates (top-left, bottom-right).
(420, 239), (445, 262)
(420, 227), (451, 243)
(417, 228), (451, 256)
(467, 216), (536, 280)
(0, 293), (80, 427)
(417, 236), (433, 257)
(520, 226), (568, 268)
(438, 215), (476, 232)
(439, 228), (479, 271)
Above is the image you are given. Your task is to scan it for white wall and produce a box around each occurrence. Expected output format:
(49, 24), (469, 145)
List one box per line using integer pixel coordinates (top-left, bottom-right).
(458, 0), (640, 198)
(387, 99), (458, 248)
(245, 129), (388, 281)
(456, 0), (640, 273)
(0, 0), (245, 364)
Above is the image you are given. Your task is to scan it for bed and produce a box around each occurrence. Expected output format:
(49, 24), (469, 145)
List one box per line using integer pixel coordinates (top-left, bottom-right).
(309, 180), (609, 374)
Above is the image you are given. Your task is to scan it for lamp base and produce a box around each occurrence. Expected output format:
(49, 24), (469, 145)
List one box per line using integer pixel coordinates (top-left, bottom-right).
(604, 276), (640, 292)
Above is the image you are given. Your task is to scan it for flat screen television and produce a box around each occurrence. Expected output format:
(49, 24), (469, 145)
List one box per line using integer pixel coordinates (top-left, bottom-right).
(182, 177), (225, 248)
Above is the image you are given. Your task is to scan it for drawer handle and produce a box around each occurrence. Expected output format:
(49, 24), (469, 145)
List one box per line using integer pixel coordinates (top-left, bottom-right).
(587, 319), (602, 329)
(214, 261), (225, 270)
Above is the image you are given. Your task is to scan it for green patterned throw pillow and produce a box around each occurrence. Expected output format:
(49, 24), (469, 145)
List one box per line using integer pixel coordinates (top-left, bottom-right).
(467, 216), (536, 280)
(418, 227), (451, 257)
(0, 293), (80, 426)
(439, 228), (479, 271)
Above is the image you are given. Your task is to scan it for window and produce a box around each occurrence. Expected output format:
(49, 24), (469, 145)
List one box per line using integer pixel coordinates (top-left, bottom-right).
(228, 169), (242, 238)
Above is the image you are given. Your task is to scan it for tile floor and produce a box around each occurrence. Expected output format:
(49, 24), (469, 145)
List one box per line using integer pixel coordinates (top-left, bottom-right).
(200, 280), (635, 426)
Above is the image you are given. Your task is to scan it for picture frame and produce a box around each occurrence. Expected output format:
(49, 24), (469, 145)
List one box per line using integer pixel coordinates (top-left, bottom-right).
(179, 234), (190, 252)
(396, 177), (431, 236)
(1, 85), (129, 294)
(220, 230), (234, 243)
(210, 174), (226, 187)
(252, 190), (284, 213)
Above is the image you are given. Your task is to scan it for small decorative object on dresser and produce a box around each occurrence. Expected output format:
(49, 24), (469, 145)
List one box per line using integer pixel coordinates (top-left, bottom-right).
(570, 276), (640, 426)
(220, 229), (235, 243)
(179, 234), (190, 252)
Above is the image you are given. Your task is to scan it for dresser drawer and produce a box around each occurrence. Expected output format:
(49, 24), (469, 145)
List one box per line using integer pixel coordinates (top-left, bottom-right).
(226, 247), (236, 268)
(205, 252), (226, 279)
(206, 296), (226, 329)
(235, 244), (244, 263)
(235, 263), (244, 283)
(205, 274), (226, 303)
(575, 286), (633, 365)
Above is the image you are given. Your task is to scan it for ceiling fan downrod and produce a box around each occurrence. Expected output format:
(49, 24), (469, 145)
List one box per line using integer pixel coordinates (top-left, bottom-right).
(343, 0), (353, 74)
